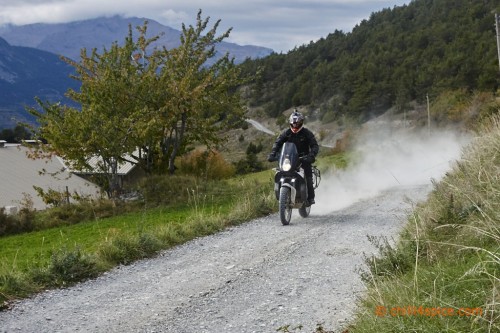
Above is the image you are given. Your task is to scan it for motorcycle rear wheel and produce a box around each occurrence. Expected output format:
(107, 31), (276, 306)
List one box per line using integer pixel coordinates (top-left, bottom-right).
(298, 204), (310, 218)
(279, 186), (292, 225)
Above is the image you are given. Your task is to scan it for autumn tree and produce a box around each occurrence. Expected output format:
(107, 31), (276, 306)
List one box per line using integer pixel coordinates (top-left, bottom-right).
(29, 10), (247, 195)
(136, 10), (246, 174)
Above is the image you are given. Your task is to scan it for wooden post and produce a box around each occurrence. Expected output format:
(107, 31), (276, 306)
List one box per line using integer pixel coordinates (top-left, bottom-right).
(426, 94), (431, 136)
(496, 14), (500, 72)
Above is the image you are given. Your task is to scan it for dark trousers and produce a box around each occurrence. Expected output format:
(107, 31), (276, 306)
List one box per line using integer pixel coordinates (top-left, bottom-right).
(302, 162), (315, 200)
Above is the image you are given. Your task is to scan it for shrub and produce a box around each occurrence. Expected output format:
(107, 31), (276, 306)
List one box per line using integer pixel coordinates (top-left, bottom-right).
(138, 174), (200, 207)
(48, 248), (99, 284)
(0, 207), (35, 236)
(178, 149), (236, 180)
(33, 186), (70, 207)
(97, 232), (162, 266)
(32, 198), (137, 231)
(361, 235), (416, 283)
(0, 272), (37, 309)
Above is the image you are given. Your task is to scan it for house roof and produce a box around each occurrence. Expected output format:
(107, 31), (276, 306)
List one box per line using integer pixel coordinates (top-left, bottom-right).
(0, 144), (102, 210)
(60, 154), (136, 176)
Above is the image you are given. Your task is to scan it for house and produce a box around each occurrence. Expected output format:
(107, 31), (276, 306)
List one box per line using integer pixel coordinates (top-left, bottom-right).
(60, 152), (144, 192)
(0, 143), (102, 211)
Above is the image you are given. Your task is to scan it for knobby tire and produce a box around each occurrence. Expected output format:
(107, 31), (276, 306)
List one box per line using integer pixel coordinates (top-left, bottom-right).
(279, 186), (292, 225)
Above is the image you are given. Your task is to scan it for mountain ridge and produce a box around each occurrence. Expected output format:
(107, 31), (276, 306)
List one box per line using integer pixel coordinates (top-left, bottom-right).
(0, 16), (273, 130)
(0, 15), (273, 62)
(0, 37), (79, 129)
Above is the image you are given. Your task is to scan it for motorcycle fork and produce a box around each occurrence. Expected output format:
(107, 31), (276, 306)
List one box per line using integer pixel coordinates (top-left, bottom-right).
(281, 180), (297, 204)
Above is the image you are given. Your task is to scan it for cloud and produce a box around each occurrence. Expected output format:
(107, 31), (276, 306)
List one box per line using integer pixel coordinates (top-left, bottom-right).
(0, 0), (411, 53)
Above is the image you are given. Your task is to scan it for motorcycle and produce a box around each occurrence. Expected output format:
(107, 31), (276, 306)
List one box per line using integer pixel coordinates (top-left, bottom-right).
(272, 142), (321, 225)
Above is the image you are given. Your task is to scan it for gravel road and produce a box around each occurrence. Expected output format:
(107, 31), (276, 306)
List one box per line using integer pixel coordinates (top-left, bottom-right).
(0, 185), (430, 333)
(245, 119), (276, 136)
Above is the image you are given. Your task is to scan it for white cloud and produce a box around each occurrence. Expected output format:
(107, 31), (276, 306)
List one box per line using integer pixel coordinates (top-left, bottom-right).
(0, 0), (411, 52)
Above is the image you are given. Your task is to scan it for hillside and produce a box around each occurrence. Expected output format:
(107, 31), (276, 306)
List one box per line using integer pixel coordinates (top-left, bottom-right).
(0, 37), (79, 129)
(3, 1), (498, 132)
(239, 0), (500, 126)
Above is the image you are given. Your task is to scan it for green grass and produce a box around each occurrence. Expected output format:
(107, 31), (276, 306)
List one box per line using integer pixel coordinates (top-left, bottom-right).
(0, 151), (347, 307)
(1, 207), (189, 273)
(2, 146), (351, 299)
(0, 174), (278, 305)
(0, 153), (348, 309)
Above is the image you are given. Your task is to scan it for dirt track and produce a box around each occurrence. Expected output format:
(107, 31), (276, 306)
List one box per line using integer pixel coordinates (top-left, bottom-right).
(0, 185), (430, 333)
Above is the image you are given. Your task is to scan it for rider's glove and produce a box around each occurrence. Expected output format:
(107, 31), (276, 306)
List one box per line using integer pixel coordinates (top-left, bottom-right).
(267, 153), (277, 162)
(304, 153), (316, 164)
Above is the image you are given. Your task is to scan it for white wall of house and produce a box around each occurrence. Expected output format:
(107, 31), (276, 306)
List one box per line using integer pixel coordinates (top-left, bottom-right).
(0, 144), (102, 210)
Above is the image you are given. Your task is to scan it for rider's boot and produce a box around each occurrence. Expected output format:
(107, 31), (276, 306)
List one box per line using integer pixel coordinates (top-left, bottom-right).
(306, 176), (315, 206)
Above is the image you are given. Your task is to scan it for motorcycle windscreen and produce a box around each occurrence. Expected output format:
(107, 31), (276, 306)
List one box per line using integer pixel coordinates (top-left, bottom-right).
(279, 142), (299, 170)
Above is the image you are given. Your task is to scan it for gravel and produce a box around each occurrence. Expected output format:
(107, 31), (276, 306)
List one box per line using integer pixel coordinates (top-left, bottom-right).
(0, 185), (431, 333)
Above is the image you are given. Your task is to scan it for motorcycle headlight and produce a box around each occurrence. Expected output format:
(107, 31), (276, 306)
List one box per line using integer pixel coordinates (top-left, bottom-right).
(282, 158), (292, 171)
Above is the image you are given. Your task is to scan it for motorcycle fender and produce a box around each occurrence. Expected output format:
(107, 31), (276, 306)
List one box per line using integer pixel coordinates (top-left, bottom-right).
(281, 183), (297, 203)
(300, 181), (307, 202)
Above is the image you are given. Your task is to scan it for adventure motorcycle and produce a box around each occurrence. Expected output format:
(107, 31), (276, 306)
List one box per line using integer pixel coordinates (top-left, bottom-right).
(272, 142), (321, 225)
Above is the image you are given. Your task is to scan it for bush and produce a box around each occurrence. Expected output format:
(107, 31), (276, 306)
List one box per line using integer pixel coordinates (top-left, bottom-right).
(48, 248), (99, 284)
(0, 272), (37, 309)
(0, 207), (35, 236)
(97, 232), (162, 266)
(39, 198), (135, 228)
(138, 174), (199, 207)
(361, 235), (416, 283)
(178, 149), (236, 180)
(33, 186), (70, 207)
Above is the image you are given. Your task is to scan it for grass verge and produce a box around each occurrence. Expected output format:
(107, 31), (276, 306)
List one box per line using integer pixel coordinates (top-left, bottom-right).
(347, 115), (499, 332)
(0, 174), (277, 309)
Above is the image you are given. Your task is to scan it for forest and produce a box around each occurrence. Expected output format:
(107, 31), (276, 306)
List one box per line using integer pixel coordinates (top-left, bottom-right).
(238, 0), (500, 123)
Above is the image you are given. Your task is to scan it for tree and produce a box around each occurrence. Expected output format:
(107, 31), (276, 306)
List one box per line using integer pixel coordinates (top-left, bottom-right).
(137, 10), (247, 174)
(238, 0), (499, 121)
(0, 125), (32, 142)
(29, 10), (248, 195)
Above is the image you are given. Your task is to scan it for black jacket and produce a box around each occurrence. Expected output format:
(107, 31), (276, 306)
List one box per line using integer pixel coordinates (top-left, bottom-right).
(271, 127), (319, 158)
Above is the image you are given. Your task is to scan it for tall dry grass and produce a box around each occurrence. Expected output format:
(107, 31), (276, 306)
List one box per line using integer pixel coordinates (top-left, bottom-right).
(349, 114), (499, 332)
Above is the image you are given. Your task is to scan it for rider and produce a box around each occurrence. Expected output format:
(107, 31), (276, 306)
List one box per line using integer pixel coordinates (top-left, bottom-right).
(268, 109), (319, 205)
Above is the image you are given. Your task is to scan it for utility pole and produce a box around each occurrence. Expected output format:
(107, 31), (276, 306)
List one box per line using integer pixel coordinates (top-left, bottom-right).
(426, 94), (430, 136)
(495, 13), (500, 72)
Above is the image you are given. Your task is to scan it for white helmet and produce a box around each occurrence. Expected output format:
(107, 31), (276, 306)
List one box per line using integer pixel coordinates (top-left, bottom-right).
(289, 110), (304, 133)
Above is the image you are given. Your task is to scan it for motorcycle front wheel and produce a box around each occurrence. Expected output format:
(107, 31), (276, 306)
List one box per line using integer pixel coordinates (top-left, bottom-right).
(279, 186), (292, 225)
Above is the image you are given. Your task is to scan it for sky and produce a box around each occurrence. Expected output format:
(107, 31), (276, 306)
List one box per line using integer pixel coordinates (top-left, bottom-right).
(0, 0), (412, 53)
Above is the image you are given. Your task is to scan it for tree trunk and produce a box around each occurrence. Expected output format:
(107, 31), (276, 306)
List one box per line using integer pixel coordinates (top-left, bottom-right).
(168, 112), (187, 174)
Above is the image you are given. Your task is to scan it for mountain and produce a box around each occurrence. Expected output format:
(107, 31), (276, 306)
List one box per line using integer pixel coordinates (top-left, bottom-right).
(0, 16), (273, 63)
(0, 16), (273, 130)
(0, 37), (78, 129)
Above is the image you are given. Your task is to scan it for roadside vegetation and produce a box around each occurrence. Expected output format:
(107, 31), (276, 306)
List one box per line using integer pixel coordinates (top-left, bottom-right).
(0, 171), (275, 309)
(1, 2), (499, 331)
(347, 113), (499, 332)
(0, 150), (350, 310)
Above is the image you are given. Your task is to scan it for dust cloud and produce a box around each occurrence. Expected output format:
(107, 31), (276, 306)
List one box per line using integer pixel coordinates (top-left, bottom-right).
(314, 128), (470, 215)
